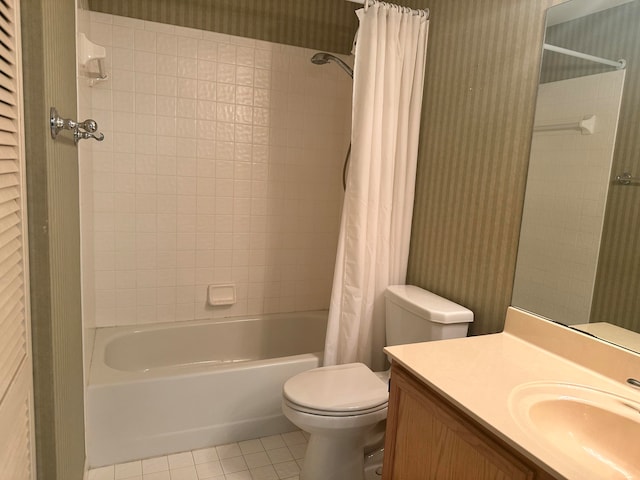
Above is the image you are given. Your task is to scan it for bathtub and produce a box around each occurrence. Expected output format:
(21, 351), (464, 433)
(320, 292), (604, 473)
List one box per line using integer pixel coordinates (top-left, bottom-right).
(86, 311), (327, 467)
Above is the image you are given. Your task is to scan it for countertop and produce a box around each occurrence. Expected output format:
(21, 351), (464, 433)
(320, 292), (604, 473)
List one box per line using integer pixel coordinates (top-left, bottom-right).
(384, 307), (640, 479)
(574, 321), (640, 353)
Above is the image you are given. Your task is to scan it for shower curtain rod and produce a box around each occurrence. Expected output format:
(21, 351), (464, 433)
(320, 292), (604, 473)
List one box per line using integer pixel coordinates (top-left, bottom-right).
(543, 43), (626, 70)
(346, 0), (429, 18)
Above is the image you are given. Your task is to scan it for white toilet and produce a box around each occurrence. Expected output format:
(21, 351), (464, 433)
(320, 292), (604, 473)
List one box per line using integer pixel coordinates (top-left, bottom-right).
(282, 285), (474, 480)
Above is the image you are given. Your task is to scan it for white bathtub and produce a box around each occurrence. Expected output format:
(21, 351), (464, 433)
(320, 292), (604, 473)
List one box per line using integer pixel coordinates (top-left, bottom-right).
(87, 311), (327, 467)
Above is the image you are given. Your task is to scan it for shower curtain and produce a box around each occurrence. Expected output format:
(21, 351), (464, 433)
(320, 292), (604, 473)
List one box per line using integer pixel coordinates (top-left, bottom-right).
(324, 1), (429, 371)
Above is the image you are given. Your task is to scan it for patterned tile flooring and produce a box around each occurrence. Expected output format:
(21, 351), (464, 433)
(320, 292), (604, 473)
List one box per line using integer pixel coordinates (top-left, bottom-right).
(87, 431), (309, 480)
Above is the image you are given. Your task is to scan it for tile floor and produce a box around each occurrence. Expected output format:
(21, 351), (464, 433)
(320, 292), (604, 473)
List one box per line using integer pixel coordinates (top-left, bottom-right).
(88, 431), (309, 480)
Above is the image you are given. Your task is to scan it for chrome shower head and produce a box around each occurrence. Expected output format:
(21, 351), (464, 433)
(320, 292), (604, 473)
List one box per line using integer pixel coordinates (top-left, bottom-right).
(310, 52), (354, 78)
(311, 52), (332, 65)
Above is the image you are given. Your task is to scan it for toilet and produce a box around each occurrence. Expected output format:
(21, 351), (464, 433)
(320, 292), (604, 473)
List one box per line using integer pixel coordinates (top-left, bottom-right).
(282, 285), (474, 480)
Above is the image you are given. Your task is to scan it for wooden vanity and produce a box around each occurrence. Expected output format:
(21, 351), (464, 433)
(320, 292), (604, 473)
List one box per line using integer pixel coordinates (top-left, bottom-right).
(382, 363), (556, 479)
(381, 307), (640, 480)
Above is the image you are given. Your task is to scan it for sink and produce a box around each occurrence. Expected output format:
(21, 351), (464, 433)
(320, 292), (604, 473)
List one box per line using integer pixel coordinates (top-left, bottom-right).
(509, 382), (640, 479)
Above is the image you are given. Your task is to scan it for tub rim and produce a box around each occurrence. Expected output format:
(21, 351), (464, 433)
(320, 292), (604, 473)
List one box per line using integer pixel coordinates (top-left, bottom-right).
(89, 309), (328, 386)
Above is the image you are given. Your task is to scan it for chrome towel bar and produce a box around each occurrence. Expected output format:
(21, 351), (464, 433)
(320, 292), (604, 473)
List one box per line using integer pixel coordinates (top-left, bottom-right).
(615, 172), (640, 186)
(534, 114), (596, 135)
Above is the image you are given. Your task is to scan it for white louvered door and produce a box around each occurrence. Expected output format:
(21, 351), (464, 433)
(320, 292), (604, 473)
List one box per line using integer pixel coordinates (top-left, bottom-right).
(0, 0), (35, 479)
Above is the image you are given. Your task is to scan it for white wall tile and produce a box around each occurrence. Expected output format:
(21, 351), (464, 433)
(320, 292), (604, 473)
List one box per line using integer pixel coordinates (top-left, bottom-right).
(236, 86), (253, 106)
(134, 29), (156, 52)
(112, 15), (143, 29)
(86, 14), (350, 326)
(236, 66), (254, 86)
(157, 33), (178, 55)
(218, 44), (237, 64)
(112, 47), (134, 70)
(177, 78), (197, 99)
(134, 50), (156, 73)
(177, 57), (198, 79)
(135, 72), (156, 93)
(112, 25), (134, 49)
(216, 84), (236, 104)
(90, 10), (113, 24)
(177, 37), (199, 58)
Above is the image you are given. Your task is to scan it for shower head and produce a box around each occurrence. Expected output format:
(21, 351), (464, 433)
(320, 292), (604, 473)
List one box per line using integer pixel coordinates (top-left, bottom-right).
(310, 52), (332, 65)
(310, 52), (353, 79)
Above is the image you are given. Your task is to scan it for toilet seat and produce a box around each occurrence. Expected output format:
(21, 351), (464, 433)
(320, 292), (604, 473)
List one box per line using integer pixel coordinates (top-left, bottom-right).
(283, 398), (388, 417)
(283, 363), (388, 416)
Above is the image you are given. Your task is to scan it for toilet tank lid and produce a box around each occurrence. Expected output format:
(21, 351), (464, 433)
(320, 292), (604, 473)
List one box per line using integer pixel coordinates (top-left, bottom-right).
(385, 285), (473, 324)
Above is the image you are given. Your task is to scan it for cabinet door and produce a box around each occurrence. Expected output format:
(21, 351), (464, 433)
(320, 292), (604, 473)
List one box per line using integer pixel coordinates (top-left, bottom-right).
(382, 364), (544, 480)
(0, 0), (36, 478)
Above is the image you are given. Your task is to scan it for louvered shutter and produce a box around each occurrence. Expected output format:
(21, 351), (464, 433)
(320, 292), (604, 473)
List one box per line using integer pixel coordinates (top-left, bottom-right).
(0, 0), (35, 478)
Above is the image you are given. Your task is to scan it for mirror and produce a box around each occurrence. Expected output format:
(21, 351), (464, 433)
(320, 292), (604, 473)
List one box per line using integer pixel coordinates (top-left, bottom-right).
(512, 0), (640, 353)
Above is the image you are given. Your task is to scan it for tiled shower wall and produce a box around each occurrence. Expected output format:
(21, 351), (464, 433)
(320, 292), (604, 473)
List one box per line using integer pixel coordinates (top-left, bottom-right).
(512, 70), (625, 325)
(82, 13), (351, 327)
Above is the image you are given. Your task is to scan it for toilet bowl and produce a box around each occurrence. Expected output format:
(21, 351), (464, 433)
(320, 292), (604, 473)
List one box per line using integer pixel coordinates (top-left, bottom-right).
(282, 285), (474, 480)
(282, 363), (388, 480)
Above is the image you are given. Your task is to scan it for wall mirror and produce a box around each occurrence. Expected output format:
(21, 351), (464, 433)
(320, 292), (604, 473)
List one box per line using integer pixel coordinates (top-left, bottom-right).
(512, 0), (640, 352)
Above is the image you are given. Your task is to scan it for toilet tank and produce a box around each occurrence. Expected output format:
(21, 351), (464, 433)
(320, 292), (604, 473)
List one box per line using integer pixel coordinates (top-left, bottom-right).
(384, 285), (473, 346)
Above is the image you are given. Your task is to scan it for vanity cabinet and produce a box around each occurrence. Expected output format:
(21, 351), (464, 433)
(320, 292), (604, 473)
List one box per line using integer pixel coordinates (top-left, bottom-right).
(381, 363), (557, 480)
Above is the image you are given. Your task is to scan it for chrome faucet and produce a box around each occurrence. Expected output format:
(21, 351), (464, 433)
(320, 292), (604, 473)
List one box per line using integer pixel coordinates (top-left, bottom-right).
(626, 378), (640, 388)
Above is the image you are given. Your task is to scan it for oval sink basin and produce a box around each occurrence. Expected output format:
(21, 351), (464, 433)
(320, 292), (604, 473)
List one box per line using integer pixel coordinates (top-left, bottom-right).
(509, 382), (640, 479)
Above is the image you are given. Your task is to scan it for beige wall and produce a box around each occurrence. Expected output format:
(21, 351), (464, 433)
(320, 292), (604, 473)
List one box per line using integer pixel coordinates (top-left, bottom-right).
(22, 0), (86, 478)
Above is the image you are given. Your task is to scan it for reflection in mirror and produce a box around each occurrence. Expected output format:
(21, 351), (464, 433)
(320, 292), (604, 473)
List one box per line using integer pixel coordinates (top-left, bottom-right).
(512, 0), (640, 353)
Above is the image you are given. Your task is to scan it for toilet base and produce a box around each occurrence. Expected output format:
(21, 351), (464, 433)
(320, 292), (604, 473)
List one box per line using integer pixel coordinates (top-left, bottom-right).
(300, 431), (368, 480)
(364, 447), (384, 480)
(282, 401), (387, 480)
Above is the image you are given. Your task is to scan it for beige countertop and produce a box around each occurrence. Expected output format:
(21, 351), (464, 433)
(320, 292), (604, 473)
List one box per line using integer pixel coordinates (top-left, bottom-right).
(574, 321), (640, 353)
(384, 307), (640, 479)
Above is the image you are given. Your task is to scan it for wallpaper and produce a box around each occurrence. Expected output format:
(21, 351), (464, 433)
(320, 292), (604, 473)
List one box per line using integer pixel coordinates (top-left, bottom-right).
(88, 0), (360, 55)
(406, 0), (552, 335)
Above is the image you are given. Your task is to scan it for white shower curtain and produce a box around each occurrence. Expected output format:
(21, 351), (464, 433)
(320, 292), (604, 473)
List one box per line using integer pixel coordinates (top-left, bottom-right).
(324, 2), (429, 371)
